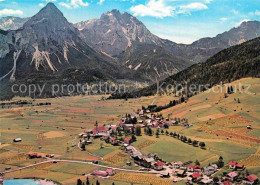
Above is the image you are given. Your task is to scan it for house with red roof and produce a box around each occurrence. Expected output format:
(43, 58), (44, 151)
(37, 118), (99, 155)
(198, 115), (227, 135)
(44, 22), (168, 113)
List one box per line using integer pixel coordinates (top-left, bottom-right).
(124, 137), (132, 144)
(243, 174), (259, 185)
(90, 122), (110, 137)
(227, 171), (238, 181)
(187, 165), (195, 172)
(28, 153), (42, 159)
(223, 180), (232, 185)
(191, 172), (201, 181)
(235, 163), (244, 170)
(93, 126), (108, 133)
(138, 110), (144, 115)
(110, 137), (119, 146)
(105, 168), (115, 176)
(228, 161), (237, 169)
(92, 170), (108, 177)
(173, 161), (183, 169)
(194, 165), (202, 172)
(154, 161), (164, 170)
(111, 126), (117, 131)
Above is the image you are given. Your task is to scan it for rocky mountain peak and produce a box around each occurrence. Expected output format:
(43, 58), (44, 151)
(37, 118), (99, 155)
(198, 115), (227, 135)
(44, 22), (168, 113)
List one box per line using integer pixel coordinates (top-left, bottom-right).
(21, 2), (78, 50)
(75, 9), (161, 56)
(24, 2), (69, 28)
(39, 2), (62, 16)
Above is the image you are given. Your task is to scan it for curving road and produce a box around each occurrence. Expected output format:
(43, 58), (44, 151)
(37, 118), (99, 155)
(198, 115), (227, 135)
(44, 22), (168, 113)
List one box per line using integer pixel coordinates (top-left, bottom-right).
(2, 159), (161, 175)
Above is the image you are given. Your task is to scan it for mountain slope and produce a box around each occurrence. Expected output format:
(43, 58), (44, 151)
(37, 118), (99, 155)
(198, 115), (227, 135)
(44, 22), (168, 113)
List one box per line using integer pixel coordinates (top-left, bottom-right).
(110, 37), (260, 98)
(75, 9), (162, 57)
(76, 11), (260, 80)
(75, 10), (193, 80)
(0, 3), (149, 99)
(186, 21), (260, 62)
(0, 16), (29, 30)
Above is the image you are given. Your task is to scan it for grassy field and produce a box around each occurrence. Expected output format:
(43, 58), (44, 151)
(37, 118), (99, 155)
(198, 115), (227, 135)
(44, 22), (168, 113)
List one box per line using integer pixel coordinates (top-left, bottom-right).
(0, 78), (259, 184)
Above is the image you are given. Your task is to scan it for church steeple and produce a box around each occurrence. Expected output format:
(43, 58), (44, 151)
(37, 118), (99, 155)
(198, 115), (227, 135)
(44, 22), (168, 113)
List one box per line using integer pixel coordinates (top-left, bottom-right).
(95, 121), (98, 133)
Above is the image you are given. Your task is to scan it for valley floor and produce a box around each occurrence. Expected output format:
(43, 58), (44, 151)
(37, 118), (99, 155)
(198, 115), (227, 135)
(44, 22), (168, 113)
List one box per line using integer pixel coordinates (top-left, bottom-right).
(0, 78), (259, 185)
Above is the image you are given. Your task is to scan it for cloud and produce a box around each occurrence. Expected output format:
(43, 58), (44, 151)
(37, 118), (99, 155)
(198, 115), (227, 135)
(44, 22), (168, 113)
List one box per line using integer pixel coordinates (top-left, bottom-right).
(71, 0), (89, 8)
(249, 10), (260, 16)
(130, 0), (174, 18)
(256, 10), (260, 16)
(235, 19), (250, 27)
(0, 0), (5, 2)
(59, 0), (89, 8)
(59, 2), (72, 8)
(231, 9), (239, 15)
(178, 3), (208, 14)
(98, 0), (105, 5)
(130, 1), (208, 18)
(220, 17), (227, 21)
(45, 0), (57, 2)
(204, 0), (213, 4)
(0, 9), (23, 16)
(39, 3), (45, 7)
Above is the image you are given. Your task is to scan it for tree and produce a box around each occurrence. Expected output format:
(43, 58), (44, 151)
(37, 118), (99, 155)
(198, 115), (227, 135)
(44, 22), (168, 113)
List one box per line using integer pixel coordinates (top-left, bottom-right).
(237, 98), (240, 103)
(161, 130), (164, 134)
(192, 140), (198, 146)
(133, 117), (137, 123)
(227, 85), (234, 94)
(86, 177), (90, 185)
(136, 126), (142, 136)
(96, 180), (100, 185)
(131, 135), (136, 142)
(213, 177), (219, 184)
(217, 156), (224, 168)
(81, 143), (86, 151)
(156, 129), (159, 138)
(77, 179), (83, 185)
(195, 160), (200, 166)
(112, 183), (115, 185)
(164, 124), (169, 129)
(183, 136), (187, 143)
(148, 127), (153, 136)
(165, 130), (169, 135)
(188, 138), (192, 144)
(144, 128), (147, 135)
(199, 142), (206, 148)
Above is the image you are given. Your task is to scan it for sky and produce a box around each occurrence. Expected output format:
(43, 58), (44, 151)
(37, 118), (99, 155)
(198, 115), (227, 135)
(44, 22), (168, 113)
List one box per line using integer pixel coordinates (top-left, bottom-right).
(0, 0), (260, 44)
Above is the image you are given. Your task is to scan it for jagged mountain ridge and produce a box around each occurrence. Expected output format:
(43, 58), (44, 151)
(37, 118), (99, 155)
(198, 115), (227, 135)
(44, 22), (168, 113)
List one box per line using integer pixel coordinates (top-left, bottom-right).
(0, 3), (148, 94)
(75, 10), (260, 79)
(191, 21), (260, 49)
(75, 10), (193, 80)
(2, 8), (260, 82)
(112, 36), (260, 98)
(0, 16), (29, 30)
(75, 9), (162, 57)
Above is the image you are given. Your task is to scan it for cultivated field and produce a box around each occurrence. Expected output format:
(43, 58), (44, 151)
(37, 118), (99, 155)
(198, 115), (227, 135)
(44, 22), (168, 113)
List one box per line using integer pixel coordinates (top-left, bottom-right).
(0, 78), (259, 184)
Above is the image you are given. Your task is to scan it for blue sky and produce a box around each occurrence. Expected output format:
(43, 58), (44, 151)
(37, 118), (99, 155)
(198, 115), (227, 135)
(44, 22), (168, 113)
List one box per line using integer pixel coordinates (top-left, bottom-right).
(0, 0), (260, 44)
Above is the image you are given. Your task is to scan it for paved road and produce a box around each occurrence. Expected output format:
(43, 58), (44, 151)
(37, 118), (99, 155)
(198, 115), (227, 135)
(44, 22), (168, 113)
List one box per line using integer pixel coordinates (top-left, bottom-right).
(2, 159), (161, 175)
